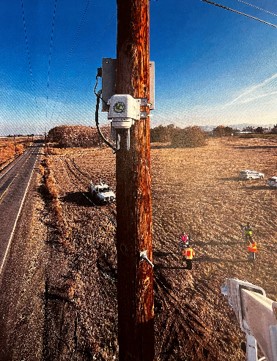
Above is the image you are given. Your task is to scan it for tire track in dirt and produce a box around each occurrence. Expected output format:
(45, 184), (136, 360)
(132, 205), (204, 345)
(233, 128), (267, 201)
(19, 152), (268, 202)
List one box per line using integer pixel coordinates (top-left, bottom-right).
(43, 152), (118, 360)
(42, 138), (276, 360)
(51, 156), (116, 233)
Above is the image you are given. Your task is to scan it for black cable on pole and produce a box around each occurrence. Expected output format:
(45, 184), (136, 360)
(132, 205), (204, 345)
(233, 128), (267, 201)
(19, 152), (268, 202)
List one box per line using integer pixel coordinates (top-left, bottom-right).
(93, 75), (116, 152)
(201, 0), (277, 29)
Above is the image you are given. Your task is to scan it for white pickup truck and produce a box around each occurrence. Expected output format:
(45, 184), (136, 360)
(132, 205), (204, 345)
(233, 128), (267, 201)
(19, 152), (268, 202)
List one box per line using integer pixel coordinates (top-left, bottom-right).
(88, 182), (116, 204)
(267, 176), (277, 188)
(239, 170), (264, 180)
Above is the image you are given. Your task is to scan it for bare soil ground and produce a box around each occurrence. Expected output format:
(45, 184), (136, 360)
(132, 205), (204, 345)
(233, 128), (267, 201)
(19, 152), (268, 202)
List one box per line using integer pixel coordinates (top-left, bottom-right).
(1, 136), (276, 360)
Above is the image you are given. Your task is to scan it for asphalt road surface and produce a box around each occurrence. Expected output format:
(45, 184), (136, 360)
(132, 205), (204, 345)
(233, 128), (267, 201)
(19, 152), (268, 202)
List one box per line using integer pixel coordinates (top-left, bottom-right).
(0, 145), (41, 274)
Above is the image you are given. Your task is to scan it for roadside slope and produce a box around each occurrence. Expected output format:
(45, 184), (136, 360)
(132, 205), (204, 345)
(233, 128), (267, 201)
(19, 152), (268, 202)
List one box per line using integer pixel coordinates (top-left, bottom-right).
(0, 165), (47, 361)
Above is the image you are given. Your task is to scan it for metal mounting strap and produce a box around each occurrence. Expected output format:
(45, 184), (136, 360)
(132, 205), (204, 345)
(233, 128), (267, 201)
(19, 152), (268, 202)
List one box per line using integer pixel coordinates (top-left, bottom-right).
(140, 250), (154, 268)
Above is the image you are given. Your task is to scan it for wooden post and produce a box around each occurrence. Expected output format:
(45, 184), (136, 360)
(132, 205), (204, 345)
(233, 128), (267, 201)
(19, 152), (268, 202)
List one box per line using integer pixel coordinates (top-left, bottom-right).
(115, 1), (154, 360)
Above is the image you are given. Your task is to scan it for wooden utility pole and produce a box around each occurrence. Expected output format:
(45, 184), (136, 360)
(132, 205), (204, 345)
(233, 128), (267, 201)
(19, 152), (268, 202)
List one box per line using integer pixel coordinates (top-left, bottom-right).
(115, 1), (154, 360)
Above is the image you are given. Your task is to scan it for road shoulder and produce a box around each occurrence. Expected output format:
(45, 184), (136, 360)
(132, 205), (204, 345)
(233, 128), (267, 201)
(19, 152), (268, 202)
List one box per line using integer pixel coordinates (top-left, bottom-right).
(0, 165), (47, 360)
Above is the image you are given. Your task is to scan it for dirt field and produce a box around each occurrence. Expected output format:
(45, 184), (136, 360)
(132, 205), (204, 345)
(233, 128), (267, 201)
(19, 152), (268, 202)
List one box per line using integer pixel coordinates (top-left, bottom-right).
(1, 136), (276, 360)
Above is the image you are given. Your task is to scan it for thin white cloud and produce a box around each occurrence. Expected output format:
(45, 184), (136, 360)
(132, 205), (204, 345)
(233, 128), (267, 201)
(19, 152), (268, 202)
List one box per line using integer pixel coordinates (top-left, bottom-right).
(153, 93), (277, 128)
(237, 90), (277, 105)
(223, 73), (277, 107)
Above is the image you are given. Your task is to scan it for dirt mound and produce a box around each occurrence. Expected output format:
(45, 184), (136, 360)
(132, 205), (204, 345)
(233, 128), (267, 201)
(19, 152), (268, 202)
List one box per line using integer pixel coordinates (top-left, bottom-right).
(47, 125), (111, 148)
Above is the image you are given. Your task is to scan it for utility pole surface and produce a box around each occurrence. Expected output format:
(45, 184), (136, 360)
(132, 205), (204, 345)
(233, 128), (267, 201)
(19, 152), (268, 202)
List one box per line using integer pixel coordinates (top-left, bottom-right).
(115, 1), (154, 360)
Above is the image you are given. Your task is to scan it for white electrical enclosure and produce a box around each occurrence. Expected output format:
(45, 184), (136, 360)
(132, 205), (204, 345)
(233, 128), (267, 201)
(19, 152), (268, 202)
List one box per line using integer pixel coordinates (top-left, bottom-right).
(108, 94), (141, 129)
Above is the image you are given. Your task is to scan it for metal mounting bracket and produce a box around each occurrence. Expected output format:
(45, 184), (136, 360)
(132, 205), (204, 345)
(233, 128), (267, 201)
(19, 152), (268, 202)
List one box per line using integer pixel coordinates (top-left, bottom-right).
(140, 250), (154, 268)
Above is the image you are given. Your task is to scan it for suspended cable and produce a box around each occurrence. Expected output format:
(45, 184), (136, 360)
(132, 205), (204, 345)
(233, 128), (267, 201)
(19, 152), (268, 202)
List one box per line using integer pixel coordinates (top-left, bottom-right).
(53, 7), (115, 126)
(232, 0), (277, 18)
(201, 0), (277, 29)
(45, 1), (115, 127)
(46, 0), (58, 121)
(20, 0), (38, 109)
(94, 75), (116, 152)
(49, 0), (91, 123)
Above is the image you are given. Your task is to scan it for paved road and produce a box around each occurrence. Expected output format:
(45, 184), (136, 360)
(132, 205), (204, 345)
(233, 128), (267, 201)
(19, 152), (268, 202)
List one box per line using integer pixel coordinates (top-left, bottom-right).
(0, 145), (41, 274)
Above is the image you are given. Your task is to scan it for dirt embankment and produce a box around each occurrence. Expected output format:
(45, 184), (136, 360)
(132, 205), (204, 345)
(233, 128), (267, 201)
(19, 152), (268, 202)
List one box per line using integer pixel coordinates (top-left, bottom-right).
(0, 137), (276, 360)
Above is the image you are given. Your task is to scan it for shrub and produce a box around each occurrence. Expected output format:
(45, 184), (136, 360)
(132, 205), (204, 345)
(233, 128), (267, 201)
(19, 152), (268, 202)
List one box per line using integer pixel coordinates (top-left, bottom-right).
(150, 124), (178, 143)
(40, 157), (71, 247)
(213, 125), (237, 137)
(15, 143), (24, 155)
(171, 126), (207, 148)
(0, 142), (15, 165)
(271, 124), (277, 134)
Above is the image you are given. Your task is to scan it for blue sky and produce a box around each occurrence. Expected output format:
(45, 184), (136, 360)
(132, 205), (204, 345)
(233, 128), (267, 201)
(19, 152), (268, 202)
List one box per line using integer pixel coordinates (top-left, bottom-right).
(0, 0), (276, 135)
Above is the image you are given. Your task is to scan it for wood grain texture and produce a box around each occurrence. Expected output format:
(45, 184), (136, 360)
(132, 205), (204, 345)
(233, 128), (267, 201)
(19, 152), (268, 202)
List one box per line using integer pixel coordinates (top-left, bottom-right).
(116, 1), (154, 360)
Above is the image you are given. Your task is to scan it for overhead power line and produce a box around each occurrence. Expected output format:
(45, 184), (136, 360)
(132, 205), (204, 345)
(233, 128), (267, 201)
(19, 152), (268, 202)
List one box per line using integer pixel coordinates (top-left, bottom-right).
(232, 0), (277, 18)
(56, 11), (116, 127)
(201, 0), (277, 29)
(49, 0), (91, 124)
(20, 0), (38, 108)
(46, 0), (58, 121)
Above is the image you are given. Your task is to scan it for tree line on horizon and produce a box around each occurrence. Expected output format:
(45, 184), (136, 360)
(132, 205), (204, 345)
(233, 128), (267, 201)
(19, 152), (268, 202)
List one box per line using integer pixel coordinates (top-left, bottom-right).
(47, 124), (208, 148)
(151, 123), (277, 143)
(150, 124), (207, 147)
(45, 123), (277, 149)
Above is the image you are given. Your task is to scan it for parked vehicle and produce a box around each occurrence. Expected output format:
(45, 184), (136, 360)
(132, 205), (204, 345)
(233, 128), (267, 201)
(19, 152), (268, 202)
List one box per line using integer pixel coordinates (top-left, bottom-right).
(239, 170), (264, 180)
(88, 181), (116, 204)
(267, 176), (277, 188)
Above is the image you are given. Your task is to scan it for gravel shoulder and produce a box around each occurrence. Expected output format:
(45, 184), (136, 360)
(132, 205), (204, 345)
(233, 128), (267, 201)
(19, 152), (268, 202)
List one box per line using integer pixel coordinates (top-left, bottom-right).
(0, 165), (47, 361)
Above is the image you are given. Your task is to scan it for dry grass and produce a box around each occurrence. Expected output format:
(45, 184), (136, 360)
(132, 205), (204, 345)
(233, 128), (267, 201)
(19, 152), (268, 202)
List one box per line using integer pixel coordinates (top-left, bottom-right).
(41, 157), (71, 247)
(40, 136), (276, 360)
(0, 139), (27, 166)
(151, 136), (276, 360)
(0, 142), (16, 166)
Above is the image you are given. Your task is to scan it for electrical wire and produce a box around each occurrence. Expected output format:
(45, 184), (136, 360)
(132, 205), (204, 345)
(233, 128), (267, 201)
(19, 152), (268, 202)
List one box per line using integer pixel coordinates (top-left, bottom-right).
(20, 0), (38, 109)
(49, 0), (91, 124)
(48, 7), (116, 128)
(201, 0), (277, 29)
(94, 76), (117, 152)
(231, 0), (277, 18)
(53, 11), (115, 127)
(46, 0), (58, 121)
(93, 73), (108, 108)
